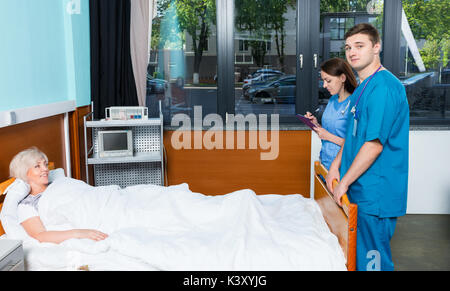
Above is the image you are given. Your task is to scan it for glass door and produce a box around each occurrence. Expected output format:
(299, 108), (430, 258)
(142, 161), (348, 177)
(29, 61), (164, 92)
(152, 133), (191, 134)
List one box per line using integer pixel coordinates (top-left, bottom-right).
(227, 0), (320, 121)
(233, 0), (298, 116)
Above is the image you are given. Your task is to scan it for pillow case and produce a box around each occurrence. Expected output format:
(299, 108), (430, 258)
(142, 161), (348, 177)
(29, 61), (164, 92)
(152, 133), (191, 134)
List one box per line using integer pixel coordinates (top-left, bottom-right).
(0, 179), (31, 240)
(0, 168), (66, 240)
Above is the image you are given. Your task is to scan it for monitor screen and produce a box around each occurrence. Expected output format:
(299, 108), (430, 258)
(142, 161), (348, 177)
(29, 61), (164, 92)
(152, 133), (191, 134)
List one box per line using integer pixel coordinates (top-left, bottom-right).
(102, 132), (129, 151)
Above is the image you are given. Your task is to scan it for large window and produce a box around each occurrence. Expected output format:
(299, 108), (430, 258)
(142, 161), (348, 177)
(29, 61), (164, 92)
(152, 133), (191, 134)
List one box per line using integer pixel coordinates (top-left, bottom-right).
(397, 0), (449, 123)
(234, 0), (297, 116)
(146, 0), (218, 123)
(145, 0), (448, 126)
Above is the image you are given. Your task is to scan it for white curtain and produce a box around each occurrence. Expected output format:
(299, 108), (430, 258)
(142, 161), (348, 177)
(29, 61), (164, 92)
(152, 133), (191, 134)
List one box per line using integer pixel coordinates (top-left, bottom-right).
(130, 0), (156, 106)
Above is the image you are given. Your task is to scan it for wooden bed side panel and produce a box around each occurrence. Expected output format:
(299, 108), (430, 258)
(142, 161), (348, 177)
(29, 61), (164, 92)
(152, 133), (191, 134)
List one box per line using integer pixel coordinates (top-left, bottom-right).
(314, 175), (349, 261)
(163, 130), (311, 196)
(347, 203), (358, 271)
(313, 161), (358, 271)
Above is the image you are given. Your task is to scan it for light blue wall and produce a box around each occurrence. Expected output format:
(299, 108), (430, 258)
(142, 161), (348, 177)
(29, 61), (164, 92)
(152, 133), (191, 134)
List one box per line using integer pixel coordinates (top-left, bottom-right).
(0, 0), (91, 111)
(68, 0), (91, 107)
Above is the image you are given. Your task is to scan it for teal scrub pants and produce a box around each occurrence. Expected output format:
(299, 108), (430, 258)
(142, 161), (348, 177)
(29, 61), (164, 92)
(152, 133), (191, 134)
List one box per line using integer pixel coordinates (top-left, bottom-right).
(356, 212), (397, 271)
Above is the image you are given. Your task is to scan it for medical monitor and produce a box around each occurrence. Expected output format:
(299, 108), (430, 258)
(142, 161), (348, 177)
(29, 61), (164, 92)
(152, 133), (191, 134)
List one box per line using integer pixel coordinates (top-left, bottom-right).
(98, 130), (133, 158)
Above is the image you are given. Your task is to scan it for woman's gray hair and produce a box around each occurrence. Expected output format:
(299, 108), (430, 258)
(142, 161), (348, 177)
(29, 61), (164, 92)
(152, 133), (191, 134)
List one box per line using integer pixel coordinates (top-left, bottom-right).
(9, 147), (48, 182)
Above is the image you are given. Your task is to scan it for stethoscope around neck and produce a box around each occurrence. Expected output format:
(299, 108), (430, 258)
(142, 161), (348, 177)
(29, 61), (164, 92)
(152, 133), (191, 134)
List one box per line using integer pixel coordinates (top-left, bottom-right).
(350, 65), (383, 120)
(341, 100), (351, 115)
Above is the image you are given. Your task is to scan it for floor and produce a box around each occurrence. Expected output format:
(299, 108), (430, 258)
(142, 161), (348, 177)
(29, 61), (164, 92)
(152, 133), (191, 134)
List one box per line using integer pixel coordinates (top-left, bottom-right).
(390, 214), (450, 271)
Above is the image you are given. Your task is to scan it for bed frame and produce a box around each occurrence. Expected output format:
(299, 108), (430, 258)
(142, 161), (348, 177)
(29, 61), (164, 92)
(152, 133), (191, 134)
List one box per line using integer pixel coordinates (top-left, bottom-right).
(0, 161), (357, 270)
(313, 161), (357, 271)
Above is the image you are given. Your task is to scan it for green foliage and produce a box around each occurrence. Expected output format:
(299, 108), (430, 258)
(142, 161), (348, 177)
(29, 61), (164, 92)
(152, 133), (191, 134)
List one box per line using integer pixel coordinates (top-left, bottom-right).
(403, 0), (450, 70)
(402, 0), (449, 40)
(151, 0), (216, 74)
(420, 38), (450, 70)
(320, 0), (372, 13)
(235, 0), (295, 68)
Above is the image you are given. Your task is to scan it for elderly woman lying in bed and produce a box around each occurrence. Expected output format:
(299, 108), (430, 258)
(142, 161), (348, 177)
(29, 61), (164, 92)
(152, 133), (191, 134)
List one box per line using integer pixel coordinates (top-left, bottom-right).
(1, 147), (349, 270)
(9, 147), (108, 244)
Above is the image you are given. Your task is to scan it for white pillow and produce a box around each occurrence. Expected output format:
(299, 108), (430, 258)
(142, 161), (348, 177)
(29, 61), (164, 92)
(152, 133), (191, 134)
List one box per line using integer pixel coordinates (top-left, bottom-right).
(0, 179), (31, 240)
(48, 168), (66, 182)
(0, 168), (66, 240)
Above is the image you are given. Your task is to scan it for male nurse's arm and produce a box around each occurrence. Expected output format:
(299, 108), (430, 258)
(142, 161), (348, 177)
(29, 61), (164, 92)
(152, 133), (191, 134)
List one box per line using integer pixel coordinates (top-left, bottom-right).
(332, 139), (383, 206)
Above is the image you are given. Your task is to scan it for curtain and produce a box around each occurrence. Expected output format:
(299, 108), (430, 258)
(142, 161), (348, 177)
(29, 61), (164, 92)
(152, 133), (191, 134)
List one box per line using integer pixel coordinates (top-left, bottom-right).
(90, 0), (139, 119)
(130, 0), (154, 107)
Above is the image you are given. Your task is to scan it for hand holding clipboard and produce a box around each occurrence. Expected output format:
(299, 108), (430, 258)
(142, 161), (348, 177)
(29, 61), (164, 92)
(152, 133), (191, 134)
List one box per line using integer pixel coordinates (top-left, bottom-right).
(296, 111), (320, 130)
(296, 114), (317, 130)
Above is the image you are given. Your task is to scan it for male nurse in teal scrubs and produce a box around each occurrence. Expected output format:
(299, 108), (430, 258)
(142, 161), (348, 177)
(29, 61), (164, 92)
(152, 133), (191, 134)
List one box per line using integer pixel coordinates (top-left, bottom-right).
(325, 23), (409, 271)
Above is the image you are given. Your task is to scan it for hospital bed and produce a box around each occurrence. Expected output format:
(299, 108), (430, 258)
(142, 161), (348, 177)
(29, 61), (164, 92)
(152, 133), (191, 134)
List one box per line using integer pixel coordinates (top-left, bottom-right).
(0, 161), (357, 271)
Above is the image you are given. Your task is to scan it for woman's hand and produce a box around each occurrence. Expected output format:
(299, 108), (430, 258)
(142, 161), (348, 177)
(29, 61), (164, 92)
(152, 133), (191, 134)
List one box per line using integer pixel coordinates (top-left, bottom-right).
(304, 112), (320, 127)
(313, 126), (331, 141)
(21, 216), (109, 244)
(73, 229), (109, 241)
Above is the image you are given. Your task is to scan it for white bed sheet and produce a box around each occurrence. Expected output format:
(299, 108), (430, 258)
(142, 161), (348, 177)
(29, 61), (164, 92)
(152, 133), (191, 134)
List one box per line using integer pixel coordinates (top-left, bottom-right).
(12, 177), (346, 271)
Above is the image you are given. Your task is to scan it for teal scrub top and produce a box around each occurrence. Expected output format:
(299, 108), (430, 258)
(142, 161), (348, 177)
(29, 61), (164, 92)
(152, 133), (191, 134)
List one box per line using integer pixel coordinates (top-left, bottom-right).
(320, 94), (351, 170)
(340, 70), (409, 218)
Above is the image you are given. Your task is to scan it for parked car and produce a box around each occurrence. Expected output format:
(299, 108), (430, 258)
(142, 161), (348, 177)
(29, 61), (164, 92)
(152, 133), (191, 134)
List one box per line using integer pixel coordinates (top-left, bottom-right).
(243, 69), (284, 88)
(147, 75), (168, 94)
(243, 75), (283, 99)
(248, 75), (296, 104)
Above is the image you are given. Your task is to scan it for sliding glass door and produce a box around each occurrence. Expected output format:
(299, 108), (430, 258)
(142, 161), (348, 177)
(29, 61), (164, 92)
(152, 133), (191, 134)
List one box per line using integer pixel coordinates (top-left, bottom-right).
(226, 0), (319, 121)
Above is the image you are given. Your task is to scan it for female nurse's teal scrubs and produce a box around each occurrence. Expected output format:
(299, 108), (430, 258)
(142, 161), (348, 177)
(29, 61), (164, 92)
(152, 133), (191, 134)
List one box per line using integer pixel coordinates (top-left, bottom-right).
(320, 95), (351, 170)
(340, 70), (409, 271)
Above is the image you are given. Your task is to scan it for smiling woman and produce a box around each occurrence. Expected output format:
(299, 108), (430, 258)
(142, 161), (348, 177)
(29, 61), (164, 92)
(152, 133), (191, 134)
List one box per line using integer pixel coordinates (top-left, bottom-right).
(8, 147), (109, 244)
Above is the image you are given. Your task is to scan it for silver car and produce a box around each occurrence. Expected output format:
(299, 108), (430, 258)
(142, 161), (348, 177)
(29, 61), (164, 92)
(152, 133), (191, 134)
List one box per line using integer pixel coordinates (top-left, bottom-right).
(248, 75), (296, 104)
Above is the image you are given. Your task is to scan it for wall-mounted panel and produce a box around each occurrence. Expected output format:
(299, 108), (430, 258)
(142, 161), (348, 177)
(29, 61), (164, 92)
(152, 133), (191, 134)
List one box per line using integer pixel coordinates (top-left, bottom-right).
(163, 130), (311, 196)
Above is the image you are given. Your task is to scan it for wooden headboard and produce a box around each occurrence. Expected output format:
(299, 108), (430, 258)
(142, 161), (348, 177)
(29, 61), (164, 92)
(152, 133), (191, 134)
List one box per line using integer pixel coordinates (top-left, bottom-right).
(313, 161), (357, 271)
(0, 114), (66, 182)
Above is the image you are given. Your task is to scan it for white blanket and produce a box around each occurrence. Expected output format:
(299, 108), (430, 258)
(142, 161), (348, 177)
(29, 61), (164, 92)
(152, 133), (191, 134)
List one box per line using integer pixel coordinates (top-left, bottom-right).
(20, 177), (346, 271)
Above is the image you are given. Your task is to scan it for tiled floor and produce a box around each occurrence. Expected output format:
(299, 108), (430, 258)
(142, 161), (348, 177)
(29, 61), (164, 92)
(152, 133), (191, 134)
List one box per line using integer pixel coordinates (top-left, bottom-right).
(390, 214), (450, 271)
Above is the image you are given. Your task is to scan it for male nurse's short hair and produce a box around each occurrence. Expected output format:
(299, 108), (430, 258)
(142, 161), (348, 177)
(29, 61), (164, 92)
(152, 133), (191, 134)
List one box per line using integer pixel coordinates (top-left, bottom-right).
(9, 147), (48, 182)
(344, 23), (381, 45)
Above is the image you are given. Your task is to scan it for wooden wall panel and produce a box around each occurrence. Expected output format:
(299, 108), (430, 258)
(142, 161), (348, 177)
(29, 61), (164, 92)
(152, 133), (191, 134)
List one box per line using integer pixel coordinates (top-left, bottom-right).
(0, 115), (66, 181)
(163, 130), (311, 197)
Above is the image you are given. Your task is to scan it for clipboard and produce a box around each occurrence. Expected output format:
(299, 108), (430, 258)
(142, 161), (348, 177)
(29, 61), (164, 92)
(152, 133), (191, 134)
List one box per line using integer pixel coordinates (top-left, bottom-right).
(295, 114), (317, 130)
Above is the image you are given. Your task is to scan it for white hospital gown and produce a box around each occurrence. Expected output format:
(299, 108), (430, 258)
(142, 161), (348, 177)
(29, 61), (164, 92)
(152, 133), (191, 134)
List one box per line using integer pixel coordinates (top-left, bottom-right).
(17, 193), (42, 223)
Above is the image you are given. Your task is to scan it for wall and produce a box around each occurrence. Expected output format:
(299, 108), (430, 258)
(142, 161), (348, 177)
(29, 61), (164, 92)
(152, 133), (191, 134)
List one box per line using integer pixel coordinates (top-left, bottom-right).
(0, 0), (91, 112)
(66, 0), (91, 107)
(0, 0), (68, 111)
(310, 130), (450, 215)
(407, 131), (450, 214)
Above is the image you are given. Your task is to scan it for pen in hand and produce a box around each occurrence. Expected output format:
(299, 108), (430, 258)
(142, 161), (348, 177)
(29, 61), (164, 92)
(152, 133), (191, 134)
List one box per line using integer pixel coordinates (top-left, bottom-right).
(304, 108), (320, 128)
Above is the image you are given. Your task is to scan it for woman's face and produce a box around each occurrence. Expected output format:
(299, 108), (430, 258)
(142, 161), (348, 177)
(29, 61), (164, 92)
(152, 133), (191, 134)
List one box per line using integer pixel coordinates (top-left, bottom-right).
(26, 158), (49, 187)
(321, 71), (346, 96)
